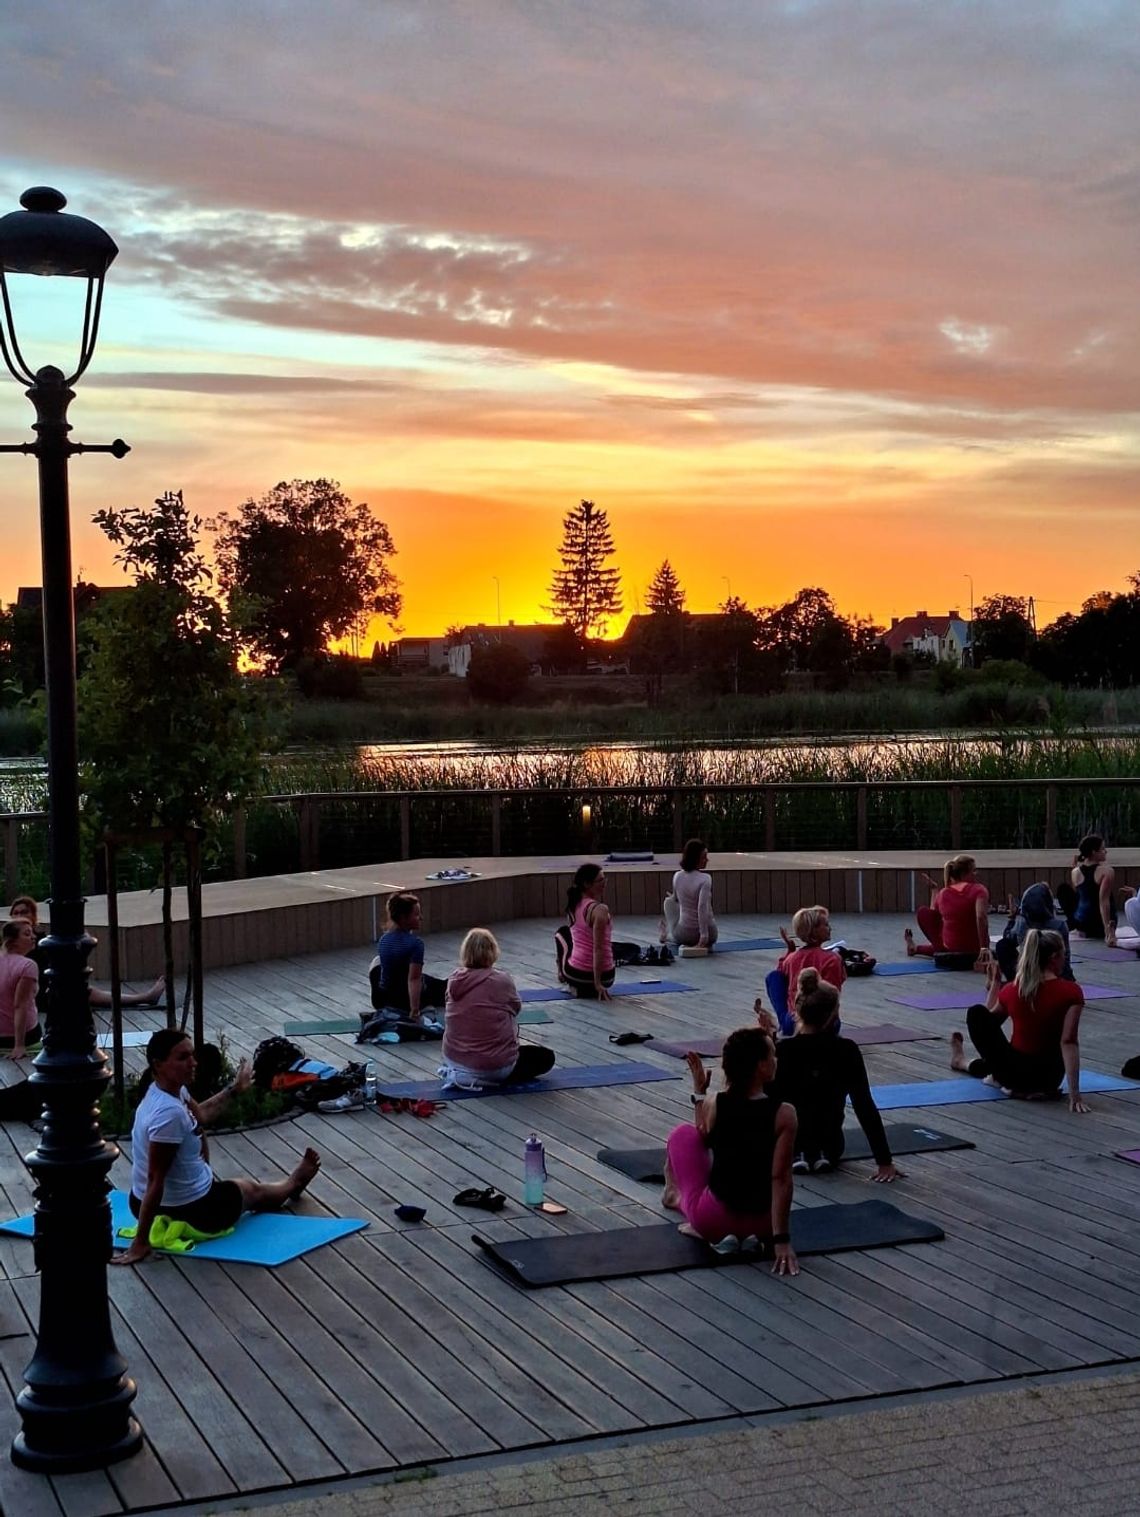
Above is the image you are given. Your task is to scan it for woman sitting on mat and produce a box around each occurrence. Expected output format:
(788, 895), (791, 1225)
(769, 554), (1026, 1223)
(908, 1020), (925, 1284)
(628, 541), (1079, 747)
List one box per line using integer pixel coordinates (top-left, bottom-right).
(663, 1026), (798, 1273)
(369, 891), (447, 1019)
(10, 896), (164, 1009)
(769, 969), (900, 1183)
(114, 1028), (322, 1265)
(995, 882), (1072, 983)
(1057, 834), (1117, 946)
(441, 928), (555, 1088)
(0, 919), (40, 1059)
(904, 855), (991, 967)
(660, 838), (718, 951)
(777, 905), (845, 993)
(950, 930), (1088, 1111)
(558, 864), (616, 1000)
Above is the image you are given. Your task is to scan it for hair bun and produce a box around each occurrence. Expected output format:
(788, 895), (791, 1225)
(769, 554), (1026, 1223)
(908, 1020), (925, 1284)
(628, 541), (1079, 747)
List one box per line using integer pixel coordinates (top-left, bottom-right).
(796, 966), (820, 993)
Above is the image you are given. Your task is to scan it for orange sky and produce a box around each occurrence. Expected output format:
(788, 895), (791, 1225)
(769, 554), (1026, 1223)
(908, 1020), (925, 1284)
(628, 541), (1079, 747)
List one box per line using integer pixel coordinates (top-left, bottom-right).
(1, 3), (1138, 638)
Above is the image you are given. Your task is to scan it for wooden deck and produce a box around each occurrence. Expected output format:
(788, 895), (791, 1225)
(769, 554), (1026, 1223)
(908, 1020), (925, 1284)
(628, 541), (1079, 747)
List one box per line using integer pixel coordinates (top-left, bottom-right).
(2, 909), (1140, 1513)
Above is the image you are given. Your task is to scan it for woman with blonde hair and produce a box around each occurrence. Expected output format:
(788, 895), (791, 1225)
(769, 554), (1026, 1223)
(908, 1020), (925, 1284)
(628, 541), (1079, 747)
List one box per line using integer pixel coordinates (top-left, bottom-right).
(950, 929), (1088, 1110)
(905, 854), (990, 967)
(441, 928), (556, 1088)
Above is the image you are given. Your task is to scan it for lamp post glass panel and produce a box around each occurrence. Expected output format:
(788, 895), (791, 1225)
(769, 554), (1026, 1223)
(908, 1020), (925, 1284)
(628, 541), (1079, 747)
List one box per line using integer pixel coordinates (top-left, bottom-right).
(0, 188), (140, 1471)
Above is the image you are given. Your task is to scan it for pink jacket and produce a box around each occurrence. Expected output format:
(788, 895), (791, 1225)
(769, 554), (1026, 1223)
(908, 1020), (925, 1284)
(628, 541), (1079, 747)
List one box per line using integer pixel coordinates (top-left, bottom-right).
(443, 966), (522, 1072)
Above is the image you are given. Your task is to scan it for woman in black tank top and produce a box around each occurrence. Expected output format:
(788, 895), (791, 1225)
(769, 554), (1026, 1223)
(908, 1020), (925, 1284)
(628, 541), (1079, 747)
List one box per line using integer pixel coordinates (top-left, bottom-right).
(663, 1027), (799, 1275)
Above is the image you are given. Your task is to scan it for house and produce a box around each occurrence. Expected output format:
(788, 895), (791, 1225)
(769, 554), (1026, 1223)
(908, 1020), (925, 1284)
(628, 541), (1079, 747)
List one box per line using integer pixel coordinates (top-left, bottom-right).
(391, 636), (449, 672)
(447, 623), (552, 678)
(880, 609), (972, 666)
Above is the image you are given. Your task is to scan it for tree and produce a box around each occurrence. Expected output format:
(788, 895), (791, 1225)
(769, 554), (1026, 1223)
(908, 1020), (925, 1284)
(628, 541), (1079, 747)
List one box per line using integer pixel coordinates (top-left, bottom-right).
(645, 560), (685, 615)
(211, 478), (402, 671)
(466, 642), (532, 703)
(756, 588), (856, 682)
(546, 499), (623, 639)
(971, 594), (1034, 666)
(541, 621), (587, 674)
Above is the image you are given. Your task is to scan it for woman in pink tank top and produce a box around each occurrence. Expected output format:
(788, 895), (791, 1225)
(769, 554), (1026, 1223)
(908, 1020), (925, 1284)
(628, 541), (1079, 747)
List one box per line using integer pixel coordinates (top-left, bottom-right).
(563, 863), (616, 1000)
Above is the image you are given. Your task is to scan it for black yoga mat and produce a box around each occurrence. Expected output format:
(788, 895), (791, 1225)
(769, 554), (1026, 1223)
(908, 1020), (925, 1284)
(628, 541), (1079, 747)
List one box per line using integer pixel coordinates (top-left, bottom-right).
(596, 1123), (974, 1183)
(474, 1199), (943, 1287)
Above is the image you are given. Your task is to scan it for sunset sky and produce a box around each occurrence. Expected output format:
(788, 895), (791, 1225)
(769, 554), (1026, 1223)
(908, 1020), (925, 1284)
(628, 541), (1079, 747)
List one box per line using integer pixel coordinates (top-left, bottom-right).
(1, 2), (1138, 641)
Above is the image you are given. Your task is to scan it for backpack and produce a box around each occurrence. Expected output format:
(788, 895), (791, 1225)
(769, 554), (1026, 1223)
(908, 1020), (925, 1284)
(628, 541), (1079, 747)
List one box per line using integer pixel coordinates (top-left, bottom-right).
(835, 946), (877, 977)
(252, 1036), (305, 1089)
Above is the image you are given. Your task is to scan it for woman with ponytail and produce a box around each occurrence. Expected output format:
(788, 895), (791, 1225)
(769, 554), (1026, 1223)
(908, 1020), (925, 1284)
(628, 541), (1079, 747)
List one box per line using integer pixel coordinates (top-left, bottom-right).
(770, 968), (899, 1182)
(951, 929), (1088, 1110)
(553, 864), (640, 999)
(905, 854), (990, 966)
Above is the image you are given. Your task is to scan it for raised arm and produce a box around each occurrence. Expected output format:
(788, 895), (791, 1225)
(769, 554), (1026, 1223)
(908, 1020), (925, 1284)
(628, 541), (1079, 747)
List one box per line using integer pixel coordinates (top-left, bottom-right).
(6, 972), (37, 1060)
(974, 888), (991, 956)
(1061, 1002), (1087, 1113)
(194, 1058), (252, 1127)
(770, 1104), (799, 1277)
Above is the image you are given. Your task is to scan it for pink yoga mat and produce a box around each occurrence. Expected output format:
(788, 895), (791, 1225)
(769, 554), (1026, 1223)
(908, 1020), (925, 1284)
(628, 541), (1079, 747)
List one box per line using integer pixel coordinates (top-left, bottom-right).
(889, 985), (1130, 1011)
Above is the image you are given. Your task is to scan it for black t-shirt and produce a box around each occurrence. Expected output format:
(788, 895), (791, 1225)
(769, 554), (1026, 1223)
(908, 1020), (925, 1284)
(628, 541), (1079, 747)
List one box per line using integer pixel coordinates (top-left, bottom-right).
(707, 1090), (780, 1213)
(772, 1033), (892, 1165)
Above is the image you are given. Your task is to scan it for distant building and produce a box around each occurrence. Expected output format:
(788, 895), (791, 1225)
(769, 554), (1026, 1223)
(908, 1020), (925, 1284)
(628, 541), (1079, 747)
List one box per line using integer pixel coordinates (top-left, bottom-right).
(447, 623), (551, 677)
(880, 609), (972, 666)
(391, 636), (449, 672)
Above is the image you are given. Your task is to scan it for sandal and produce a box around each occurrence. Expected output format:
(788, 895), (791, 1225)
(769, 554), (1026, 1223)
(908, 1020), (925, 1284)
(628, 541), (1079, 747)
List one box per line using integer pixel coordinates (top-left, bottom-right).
(609, 1031), (652, 1046)
(453, 1186), (507, 1212)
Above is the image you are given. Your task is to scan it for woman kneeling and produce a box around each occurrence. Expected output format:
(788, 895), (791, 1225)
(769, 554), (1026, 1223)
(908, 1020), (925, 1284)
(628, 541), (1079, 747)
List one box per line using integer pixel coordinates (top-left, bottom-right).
(663, 1027), (798, 1274)
(115, 1029), (321, 1265)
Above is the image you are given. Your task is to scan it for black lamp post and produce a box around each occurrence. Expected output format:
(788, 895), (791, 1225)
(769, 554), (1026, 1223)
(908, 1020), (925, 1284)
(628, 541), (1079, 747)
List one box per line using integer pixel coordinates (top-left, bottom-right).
(0, 187), (141, 1471)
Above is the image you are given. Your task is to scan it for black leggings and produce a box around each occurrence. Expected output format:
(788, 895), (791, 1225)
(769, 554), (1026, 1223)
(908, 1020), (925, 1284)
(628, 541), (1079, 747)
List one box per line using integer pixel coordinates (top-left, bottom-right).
(964, 1003), (1063, 1095)
(505, 1045), (557, 1082)
(369, 966), (447, 1013)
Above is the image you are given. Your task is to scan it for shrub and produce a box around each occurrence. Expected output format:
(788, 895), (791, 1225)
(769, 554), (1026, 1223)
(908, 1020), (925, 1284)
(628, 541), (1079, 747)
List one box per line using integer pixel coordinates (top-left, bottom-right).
(466, 644), (532, 704)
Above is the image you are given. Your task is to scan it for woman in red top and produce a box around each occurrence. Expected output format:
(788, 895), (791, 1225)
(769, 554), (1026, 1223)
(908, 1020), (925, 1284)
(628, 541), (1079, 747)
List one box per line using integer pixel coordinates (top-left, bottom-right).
(950, 929), (1087, 1110)
(777, 906), (845, 993)
(905, 854), (990, 966)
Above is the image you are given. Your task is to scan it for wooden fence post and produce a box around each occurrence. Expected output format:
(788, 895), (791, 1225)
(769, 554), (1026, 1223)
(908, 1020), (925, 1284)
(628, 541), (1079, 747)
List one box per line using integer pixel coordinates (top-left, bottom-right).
(399, 795), (412, 860)
(856, 786), (868, 850)
(949, 786), (963, 850)
(490, 794), (502, 857)
(763, 788), (776, 852)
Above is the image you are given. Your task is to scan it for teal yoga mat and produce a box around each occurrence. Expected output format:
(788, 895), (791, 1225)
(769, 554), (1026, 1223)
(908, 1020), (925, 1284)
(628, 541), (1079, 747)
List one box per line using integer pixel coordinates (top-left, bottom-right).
(709, 937), (783, 953)
(519, 979), (696, 1002)
(866, 1070), (1140, 1110)
(0, 1191), (367, 1266)
(381, 1060), (678, 1102)
(285, 1007), (552, 1035)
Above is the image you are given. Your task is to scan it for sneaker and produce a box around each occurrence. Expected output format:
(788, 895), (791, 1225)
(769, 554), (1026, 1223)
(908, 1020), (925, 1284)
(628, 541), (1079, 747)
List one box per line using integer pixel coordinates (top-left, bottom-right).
(792, 1155), (809, 1174)
(741, 1235), (760, 1254)
(810, 1157), (833, 1174)
(317, 1090), (365, 1114)
(711, 1234), (740, 1255)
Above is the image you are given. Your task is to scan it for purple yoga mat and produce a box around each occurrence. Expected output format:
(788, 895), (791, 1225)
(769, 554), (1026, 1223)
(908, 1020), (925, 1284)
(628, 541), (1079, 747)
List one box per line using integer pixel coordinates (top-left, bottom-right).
(651, 1023), (939, 1059)
(1117, 1148), (1140, 1166)
(888, 984), (1131, 1011)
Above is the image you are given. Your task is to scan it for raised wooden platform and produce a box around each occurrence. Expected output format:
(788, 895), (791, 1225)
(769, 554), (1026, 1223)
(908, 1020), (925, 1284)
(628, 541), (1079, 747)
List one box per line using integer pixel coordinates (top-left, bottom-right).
(2, 910), (1140, 1514)
(82, 849), (1140, 979)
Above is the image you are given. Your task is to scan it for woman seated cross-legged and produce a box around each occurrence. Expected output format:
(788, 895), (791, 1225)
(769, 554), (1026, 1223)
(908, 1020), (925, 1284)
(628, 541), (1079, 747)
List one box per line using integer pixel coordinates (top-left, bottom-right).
(950, 930), (1088, 1111)
(114, 1028), (322, 1265)
(660, 837), (718, 950)
(905, 854), (991, 968)
(662, 1027), (799, 1273)
(440, 928), (555, 1088)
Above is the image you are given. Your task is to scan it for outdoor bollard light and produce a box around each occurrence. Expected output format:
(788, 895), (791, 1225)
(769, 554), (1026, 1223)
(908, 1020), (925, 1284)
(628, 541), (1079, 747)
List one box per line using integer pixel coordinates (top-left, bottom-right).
(0, 188), (141, 1471)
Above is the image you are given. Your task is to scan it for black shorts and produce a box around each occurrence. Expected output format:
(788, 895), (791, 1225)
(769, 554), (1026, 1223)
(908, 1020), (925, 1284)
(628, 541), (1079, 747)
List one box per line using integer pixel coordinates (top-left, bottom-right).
(129, 1177), (244, 1234)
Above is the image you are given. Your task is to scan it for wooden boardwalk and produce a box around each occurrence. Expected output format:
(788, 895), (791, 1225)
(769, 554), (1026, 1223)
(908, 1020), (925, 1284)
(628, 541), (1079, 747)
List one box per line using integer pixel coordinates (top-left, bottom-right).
(1, 909), (1140, 1514)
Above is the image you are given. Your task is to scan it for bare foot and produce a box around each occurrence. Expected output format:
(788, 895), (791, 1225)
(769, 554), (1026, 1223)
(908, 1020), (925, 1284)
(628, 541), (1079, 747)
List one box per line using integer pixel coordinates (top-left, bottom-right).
(287, 1147), (321, 1202)
(658, 916), (668, 945)
(143, 978), (165, 1005)
(904, 928), (917, 958)
(662, 1184), (681, 1211)
(949, 1031), (971, 1073)
(678, 1222), (701, 1238)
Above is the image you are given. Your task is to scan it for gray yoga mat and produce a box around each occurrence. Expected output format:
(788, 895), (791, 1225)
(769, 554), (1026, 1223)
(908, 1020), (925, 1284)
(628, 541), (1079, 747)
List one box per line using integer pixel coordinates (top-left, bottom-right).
(474, 1199), (943, 1286)
(519, 980), (696, 1002)
(380, 1060), (678, 1102)
(650, 1023), (938, 1060)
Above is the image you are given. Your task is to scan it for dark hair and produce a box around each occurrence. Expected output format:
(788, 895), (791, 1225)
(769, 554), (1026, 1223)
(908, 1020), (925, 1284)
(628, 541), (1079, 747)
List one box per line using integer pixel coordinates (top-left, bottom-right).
(680, 838), (707, 872)
(721, 1026), (774, 1089)
(794, 966), (840, 1029)
(387, 891), (420, 925)
(1076, 834), (1104, 862)
(1, 919), (29, 946)
(566, 863), (603, 918)
(145, 1027), (191, 1068)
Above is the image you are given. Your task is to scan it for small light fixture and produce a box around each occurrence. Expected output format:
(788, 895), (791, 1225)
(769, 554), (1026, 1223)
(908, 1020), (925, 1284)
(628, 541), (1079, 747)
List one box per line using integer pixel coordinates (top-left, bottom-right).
(581, 803), (592, 827)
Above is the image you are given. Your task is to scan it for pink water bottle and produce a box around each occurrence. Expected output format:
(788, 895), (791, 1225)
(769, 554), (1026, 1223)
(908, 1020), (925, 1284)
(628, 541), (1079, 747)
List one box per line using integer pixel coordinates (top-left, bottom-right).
(524, 1133), (545, 1205)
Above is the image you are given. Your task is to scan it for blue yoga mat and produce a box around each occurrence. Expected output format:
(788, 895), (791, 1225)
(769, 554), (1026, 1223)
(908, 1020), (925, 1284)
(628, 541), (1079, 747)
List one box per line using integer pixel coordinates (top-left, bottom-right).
(381, 1060), (679, 1102)
(519, 979), (697, 1002)
(711, 937), (784, 953)
(0, 1191), (368, 1266)
(865, 1070), (1140, 1111)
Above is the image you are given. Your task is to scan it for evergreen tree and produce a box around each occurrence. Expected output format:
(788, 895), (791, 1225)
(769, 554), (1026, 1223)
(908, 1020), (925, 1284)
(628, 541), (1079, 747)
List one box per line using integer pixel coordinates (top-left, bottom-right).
(546, 499), (623, 639)
(645, 560), (685, 615)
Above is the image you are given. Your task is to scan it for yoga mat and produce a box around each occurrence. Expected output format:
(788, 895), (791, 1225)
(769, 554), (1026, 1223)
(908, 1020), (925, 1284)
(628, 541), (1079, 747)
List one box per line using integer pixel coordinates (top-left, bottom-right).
(888, 984), (1130, 1011)
(867, 1069), (1140, 1111)
(475, 1199), (943, 1287)
(650, 1023), (939, 1060)
(872, 961), (947, 977)
(1116, 1148), (1140, 1166)
(1071, 944), (1140, 963)
(519, 980), (697, 1003)
(285, 1008), (552, 1035)
(96, 1031), (151, 1049)
(0, 1191), (367, 1266)
(379, 1061), (678, 1103)
(597, 1124), (975, 1183)
(709, 937), (784, 953)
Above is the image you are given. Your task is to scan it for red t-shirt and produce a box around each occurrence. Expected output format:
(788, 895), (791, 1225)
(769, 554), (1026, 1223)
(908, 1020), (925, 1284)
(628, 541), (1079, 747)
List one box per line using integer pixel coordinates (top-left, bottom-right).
(778, 944), (846, 993)
(998, 977), (1084, 1057)
(936, 882), (989, 953)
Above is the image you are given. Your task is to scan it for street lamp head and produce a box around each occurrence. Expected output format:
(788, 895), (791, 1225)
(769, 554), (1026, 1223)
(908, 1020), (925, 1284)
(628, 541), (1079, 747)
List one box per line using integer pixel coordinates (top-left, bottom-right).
(0, 187), (118, 387)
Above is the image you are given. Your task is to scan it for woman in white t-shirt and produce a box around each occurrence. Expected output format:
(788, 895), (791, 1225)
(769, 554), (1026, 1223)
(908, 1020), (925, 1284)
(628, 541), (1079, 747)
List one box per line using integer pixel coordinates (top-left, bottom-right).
(661, 838), (718, 950)
(114, 1029), (321, 1265)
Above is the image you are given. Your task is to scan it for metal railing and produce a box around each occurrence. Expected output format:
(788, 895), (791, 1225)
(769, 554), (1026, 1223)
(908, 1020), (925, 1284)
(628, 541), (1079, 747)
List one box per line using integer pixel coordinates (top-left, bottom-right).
(6, 775), (1140, 896)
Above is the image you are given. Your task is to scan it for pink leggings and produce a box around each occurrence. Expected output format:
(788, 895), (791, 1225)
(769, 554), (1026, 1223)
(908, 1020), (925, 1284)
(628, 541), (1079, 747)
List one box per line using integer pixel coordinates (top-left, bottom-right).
(665, 1123), (772, 1244)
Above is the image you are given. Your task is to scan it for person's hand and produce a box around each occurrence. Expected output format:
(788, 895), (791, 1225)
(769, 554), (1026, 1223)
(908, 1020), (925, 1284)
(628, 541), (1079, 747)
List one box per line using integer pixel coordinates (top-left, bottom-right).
(771, 1243), (799, 1277)
(753, 998), (779, 1036)
(5, 1046), (25, 1061)
(1069, 1094), (1090, 1114)
(698, 936), (709, 950)
(871, 1163), (904, 1184)
(685, 1050), (711, 1096)
(110, 1241), (152, 1266)
(779, 925), (794, 951)
(920, 872), (938, 890)
(596, 984), (612, 1003)
(232, 1058), (252, 1094)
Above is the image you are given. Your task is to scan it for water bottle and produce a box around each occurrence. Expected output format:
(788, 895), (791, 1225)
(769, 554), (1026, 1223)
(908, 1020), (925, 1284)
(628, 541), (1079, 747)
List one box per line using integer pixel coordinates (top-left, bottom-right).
(364, 1061), (378, 1105)
(524, 1133), (545, 1205)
